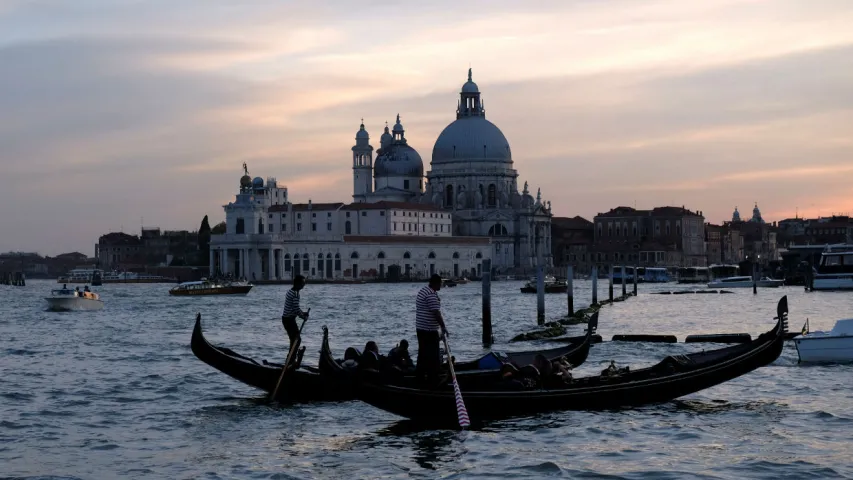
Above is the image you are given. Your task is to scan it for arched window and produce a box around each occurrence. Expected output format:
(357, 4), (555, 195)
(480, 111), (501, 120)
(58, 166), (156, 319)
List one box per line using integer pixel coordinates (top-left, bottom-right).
(345, 221), (351, 234)
(334, 253), (341, 271)
(428, 252), (436, 259)
(475, 252), (483, 259)
(378, 251), (386, 259)
(452, 252), (460, 259)
(487, 184), (496, 207)
(445, 184), (454, 207)
(317, 253), (324, 271)
(351, 251), (359, 259)
(284, 253), (291, 272)
(302, 253), (309, 271)
(403, 251), (411, 259)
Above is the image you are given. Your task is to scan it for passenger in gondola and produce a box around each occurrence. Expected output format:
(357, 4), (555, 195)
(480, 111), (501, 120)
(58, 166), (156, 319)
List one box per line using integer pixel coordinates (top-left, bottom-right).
(497, 364), (526, 390)
(84, 285), (90, 293)
(387, 339), (414, 372)
(358, 341), (382, 370)
(281, 275), (308, 348)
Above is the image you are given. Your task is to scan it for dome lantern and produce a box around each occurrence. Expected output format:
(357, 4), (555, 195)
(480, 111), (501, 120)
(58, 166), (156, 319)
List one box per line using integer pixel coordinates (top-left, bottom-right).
(457, 68), (484, 119)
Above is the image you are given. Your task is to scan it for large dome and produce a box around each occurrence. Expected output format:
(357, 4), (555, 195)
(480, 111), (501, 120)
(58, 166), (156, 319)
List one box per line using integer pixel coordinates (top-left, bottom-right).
(432, 116), (512, 165)
(374, 144), (424, 177)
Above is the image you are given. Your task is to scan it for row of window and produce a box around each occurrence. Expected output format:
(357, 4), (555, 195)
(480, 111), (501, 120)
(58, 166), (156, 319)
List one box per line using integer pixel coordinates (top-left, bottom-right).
(393, 222), (447, 233)
(596, 221), (683, 238)
(280, 251), (480, 261)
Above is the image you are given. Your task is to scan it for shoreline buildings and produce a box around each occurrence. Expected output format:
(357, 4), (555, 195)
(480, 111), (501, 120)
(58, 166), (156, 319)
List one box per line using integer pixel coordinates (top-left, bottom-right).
(209, 70), (552, 281)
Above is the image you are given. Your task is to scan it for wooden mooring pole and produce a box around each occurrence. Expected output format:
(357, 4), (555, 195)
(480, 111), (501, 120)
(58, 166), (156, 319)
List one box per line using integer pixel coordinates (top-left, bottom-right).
(608, 266), (614, 302)
(481, 259), (492, 347)
(566, 266), (574, 316)
(753, 262), (758, 295)
(633, 262), (638, 295)
(592, 266), (598, 305)
(536, 265), (545, 325)
(621, 265), (627, 297)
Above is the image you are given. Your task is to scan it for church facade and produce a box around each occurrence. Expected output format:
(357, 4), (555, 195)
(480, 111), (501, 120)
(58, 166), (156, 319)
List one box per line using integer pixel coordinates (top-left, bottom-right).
(209, 69), (551, 281)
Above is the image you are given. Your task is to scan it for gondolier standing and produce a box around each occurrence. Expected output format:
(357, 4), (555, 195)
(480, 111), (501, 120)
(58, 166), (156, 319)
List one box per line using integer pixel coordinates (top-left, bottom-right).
(282, 275), (309, 347)
(415, 274), (449, 384)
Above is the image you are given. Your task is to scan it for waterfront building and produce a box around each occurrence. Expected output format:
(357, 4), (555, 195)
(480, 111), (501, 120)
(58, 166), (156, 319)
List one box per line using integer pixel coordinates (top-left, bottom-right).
(591, 206), (707, 268)
(210, 166), (490, 281)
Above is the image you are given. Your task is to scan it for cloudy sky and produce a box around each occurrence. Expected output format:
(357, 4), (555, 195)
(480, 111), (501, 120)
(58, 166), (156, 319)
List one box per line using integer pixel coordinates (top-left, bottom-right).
(2, 0), (852, 255)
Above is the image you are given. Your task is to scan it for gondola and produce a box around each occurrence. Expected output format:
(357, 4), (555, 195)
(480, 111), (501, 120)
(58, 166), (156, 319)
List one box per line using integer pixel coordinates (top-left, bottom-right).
(190, 314), (347, 402)
(318, 313), (598, 391)
(352, 297), (790, 425)
(191, 312), (597, 402)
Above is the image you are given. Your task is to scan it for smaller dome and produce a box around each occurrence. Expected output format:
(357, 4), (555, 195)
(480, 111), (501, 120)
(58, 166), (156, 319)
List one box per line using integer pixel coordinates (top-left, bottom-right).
(252, 177), (264, 187)
(374, 144), (424, 177)
(240, 175), (251, 187)
(392, 113), (404, 133)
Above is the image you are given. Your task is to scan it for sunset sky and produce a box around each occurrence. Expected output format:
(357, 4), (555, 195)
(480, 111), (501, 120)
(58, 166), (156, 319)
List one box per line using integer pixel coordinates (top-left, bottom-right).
(2, 0), (852, 256)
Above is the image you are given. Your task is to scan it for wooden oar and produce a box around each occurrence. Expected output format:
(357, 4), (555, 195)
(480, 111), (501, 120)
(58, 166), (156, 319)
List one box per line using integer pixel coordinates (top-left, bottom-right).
(269, 308), (310, 402)
(441, 334), (471, 429)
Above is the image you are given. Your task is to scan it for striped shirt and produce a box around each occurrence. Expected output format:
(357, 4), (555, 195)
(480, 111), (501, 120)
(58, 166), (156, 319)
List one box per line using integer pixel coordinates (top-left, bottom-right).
(282, 289), (303, 317)
(415, 285), (441, 331)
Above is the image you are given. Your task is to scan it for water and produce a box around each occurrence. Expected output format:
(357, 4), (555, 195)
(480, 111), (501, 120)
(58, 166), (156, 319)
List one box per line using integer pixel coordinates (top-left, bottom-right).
(2, 280), (852, 479)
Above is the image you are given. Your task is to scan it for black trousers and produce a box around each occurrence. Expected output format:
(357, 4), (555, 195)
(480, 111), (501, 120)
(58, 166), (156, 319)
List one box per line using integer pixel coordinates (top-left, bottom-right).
(282, 315), (300, 346)
(416, 329), (441, 382)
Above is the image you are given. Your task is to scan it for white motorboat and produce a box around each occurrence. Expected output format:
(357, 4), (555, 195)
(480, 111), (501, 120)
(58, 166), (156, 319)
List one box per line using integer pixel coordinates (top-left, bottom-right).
(793, 319), (853, 363)
(44, 287), (104, 311)
(707, 276), (784, 288)
(811, 244), (853, 291)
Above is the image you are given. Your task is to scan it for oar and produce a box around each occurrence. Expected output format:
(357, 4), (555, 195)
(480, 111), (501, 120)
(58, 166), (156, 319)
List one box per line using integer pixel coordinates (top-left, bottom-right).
(269, 308), (310, 402)
(441, 334), (471, 429)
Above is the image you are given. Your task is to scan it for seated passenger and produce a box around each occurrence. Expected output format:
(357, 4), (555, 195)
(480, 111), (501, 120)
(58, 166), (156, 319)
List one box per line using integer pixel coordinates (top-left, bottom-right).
(532, 354), (552, 378)
(359, 341), (381, 370)
(387, 339), (414, 371)
(497, 363), (525, 390)
(518, 364), (541, 389)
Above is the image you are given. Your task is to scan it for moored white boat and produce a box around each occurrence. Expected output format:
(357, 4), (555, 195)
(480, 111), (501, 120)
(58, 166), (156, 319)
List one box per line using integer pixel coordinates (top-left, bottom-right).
(44, 287), (104, 311)
(811, 244), (853, 291)
(793, 319), (853, 363)
(707, 276), (784, 288)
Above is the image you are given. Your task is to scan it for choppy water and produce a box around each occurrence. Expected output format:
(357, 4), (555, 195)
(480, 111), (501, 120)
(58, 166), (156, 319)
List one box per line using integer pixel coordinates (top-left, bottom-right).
(2, 279), (852, 479)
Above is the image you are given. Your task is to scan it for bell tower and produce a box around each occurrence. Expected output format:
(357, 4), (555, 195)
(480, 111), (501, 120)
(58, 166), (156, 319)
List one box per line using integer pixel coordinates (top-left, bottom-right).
(352, 120), (374, 203)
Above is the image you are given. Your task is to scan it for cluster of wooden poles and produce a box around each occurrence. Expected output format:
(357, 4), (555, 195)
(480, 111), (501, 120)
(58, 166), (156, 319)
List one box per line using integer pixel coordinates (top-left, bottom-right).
(480, 260), (638, 348)
(1, 271), (26, 286)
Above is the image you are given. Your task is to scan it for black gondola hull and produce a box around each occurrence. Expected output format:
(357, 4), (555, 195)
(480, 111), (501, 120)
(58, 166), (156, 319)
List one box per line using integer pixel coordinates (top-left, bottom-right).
(352, 299), (788, 424)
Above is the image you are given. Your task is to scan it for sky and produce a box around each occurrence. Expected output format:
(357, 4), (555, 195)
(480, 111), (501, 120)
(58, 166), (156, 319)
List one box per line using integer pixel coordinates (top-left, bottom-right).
(1, 0), (852, 256)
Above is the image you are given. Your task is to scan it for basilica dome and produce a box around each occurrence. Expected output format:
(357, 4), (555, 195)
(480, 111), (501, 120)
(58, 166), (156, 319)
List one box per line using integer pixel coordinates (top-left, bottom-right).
(432, 117), (512, 165)
(374, 145), (424, 177)
(431, 69), (512, 165)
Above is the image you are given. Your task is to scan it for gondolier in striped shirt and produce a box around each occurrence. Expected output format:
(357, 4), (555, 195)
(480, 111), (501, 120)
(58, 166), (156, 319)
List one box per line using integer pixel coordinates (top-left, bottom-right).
(282, 275), (309, 347)
(415, 274), (449, 384)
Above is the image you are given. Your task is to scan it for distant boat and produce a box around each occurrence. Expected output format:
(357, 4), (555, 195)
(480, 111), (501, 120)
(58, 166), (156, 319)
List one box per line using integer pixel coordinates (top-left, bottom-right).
(58, 268), (176, 284)
(169, 279), (253, 296)
(794, 319), (853, 363)
(707, 276), (783, 288)
(520, 275), (568, 293)
(45, 287), (104, 311)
